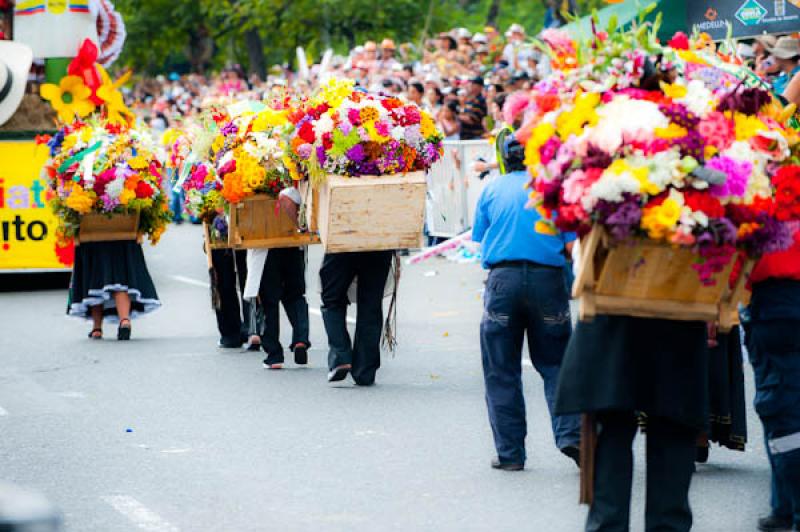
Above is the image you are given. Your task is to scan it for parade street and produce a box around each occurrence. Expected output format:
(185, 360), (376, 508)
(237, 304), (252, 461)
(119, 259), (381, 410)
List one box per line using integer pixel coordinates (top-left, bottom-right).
(0, 224), (773, 531)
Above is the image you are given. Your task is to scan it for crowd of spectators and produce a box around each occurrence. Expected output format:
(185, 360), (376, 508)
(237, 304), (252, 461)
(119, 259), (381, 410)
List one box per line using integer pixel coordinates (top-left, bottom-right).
(124, 7), (800, 146)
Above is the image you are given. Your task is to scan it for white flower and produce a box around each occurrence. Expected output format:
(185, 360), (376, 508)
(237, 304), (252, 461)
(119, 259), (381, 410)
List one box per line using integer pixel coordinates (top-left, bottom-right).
(316, 113), (335, 135)
(587, 97), (669, 153)
(627, 148), (682, 192)
(677, 79), (714, 118)
(105, 176), (126, 199)
(589, 167), (641, 203)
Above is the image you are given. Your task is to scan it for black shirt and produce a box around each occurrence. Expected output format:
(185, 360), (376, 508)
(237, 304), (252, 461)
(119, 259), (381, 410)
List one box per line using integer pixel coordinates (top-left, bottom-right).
(459, 94), (487, 140)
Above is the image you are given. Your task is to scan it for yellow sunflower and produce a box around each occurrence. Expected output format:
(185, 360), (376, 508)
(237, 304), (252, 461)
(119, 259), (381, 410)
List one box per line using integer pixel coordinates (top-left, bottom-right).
(40, 76), (96, 123)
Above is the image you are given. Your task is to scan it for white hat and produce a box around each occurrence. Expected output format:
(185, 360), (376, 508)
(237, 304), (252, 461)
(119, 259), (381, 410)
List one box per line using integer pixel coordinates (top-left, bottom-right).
(0, 42), (34, 127)
(505, 23), (526, 37)
(456, 28), (473, 40)
(767, 36), (800, 60)
(472, 32), (488, 44)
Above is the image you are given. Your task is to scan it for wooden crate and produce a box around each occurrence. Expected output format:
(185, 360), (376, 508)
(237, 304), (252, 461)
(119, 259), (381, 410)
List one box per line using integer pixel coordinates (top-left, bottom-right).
(311, 172), (426, 253)
(78, 212), (139, 243)
(573, 227), (752, 330)
(227, 194), (320, 249)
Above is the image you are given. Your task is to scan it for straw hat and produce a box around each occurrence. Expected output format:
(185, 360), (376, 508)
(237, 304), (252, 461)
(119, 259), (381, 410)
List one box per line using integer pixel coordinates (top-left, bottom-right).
(754, 34), (777, 49)
(767, 36), (800, 59)
(0, 42), (34, 127)
(380, 38), (396, 50)
(364, 41), (378, 52)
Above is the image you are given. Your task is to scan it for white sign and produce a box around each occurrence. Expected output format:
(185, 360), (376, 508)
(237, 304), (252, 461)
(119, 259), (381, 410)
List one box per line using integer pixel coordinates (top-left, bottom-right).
(14, 0), (98, 58)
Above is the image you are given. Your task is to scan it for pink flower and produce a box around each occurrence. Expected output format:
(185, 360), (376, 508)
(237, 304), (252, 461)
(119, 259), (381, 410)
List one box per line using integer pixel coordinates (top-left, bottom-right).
(698, 112), (734, 150)
(562, 168), (602, 204)
(375, 121), (391, 137)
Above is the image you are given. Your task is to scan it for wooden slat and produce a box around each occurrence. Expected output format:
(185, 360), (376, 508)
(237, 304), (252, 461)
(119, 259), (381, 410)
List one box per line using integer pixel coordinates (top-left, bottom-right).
(592, 294), (720, 322)
(317, 172), (427, 253)
(78, 212), (139, 242)
(228, 194), (321, 249)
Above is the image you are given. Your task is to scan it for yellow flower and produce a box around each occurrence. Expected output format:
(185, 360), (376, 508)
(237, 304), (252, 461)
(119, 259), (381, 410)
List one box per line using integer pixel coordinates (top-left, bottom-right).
(556, 92), (599, 140)
(654, 123), (688, 140)
(119, 188), (136, 206)
(641, 197), (682, 240)
(61, 133), (79, 152)
(252, 108), (288, 131)
(212, 135), (225, 154)
(704, 145), (718, 160)
(162, 128), (182, 147)
(660, 82), (688, 99)
(40, 75), (96, 123)
(95, 65), (135, 126)
(317, 78), (355, 108)
(359, 106), (380, 124)
(524, 122), (556, 168)
(66, 186), (96, 214)
(128, 156), (149, 170)
(283, 156), (302, 181)
(734, 113), (767, 141)
(420, 114), (437, 138)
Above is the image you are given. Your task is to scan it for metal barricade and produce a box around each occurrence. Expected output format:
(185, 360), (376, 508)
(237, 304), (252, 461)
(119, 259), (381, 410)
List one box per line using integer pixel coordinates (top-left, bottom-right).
(426, 139), (496, 238)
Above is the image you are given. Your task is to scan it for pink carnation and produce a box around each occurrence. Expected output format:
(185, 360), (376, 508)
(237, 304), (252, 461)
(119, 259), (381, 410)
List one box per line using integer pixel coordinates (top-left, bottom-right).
(707, 156), (752, 198)
(698, 112), (734, 150)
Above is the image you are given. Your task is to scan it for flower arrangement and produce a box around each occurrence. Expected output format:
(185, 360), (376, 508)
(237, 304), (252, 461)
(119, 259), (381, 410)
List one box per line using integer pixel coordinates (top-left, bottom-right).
(523, 16), (800, 284)
(41, 120), (171, 244)
(286, 79), (444, 183)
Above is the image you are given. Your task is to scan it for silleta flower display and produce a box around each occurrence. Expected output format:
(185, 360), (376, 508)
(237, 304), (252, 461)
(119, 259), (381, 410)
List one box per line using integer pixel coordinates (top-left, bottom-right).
(41, 121), (171, 244)
(522, 19), (800, 284)
(287, 79), (444, 182)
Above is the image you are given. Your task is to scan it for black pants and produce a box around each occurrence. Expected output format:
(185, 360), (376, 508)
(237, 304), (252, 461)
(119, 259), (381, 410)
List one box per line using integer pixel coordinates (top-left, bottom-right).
(212, 248), (252, 346)
(587, 411), (696, 532)
(320, 251), (393, 385)
(258, 247), (310, 364)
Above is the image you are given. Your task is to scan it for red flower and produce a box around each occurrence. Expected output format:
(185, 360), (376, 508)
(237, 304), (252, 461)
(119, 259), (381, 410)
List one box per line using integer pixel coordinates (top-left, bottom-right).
(381, 98), (403, 111)
(668, 32), (690, 50)
(298, 121), (316, 144)
(135, 181), (154, 199)
(54, 239), (75, 267)
(773, 165), (800, 221)
(35, 134), (52, 145)
(322, 132), (333, 151)
(684, 190), (725, 218)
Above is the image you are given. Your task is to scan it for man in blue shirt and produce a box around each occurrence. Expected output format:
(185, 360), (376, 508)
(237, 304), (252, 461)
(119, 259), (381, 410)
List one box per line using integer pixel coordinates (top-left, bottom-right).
(472, 135), (581, 471)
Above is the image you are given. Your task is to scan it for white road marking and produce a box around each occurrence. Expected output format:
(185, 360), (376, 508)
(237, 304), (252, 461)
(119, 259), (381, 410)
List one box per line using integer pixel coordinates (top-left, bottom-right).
(101, 495), (179, 532)
(169, 275), (209, 288)
(0, 405), (7, 416)
(171, 275), (356, 324)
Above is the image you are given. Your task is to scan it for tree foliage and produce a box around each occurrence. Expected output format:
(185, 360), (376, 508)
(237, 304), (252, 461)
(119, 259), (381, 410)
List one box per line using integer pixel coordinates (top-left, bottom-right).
(114, 0), (612, 75)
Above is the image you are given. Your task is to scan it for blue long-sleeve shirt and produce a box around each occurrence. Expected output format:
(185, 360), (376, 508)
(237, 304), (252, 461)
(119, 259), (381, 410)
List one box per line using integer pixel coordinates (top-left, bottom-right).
(472, 171), (575, 270)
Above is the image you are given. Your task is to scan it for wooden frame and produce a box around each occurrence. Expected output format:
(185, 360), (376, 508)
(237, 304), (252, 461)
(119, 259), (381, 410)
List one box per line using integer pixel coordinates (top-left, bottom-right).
(573, 227), (752, 330)
(78, 212), (139, 243)
(310, 172), (427, 253)
(203, 222), (230, 250)
(227, 194), (320, 249)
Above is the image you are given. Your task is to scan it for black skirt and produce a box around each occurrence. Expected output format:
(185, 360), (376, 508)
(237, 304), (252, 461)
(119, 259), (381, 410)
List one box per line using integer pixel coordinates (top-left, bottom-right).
(707, 327), (748, 450)
(67, 240), (161, 322)
(555, 315), (709, 431)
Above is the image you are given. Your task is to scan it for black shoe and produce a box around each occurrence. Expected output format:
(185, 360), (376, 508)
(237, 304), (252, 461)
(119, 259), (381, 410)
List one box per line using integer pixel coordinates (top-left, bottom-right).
(117, 319), (131, 341)
(758, 515), (794, 531)
(327, 364), (351, 382)
(695, 445), (709, 463)
(262, 359), (283, 370)
(217, 339), (242, 349)
(294, 344), (308, 365)
(491, 459), (524, 471)
(88, 328), (103, 340)
(560, 445), (581, 468)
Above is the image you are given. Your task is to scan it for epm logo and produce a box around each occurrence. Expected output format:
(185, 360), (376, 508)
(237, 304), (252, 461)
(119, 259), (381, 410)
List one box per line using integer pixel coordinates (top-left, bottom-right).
(736, 0), (768, 25)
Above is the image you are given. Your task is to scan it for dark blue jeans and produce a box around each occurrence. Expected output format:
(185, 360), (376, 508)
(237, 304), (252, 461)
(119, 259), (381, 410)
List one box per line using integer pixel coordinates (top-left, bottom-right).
(480, 263), (581, 464)
(749, 318), (800, 528)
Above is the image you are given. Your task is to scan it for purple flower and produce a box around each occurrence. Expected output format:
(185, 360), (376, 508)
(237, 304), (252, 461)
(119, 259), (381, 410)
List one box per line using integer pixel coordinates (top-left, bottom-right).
(604, 197), (642, 241)
(221, 122), (238, 136)
(101, 194), (120, 212)
(297, 143), (313, 160)
(339, 121), (353, 135)
(581, 144), (612, 170)
(316, 145), (327, 166)
(707, 156), (751, 198)
(743, 218), (794, 255)
(346, 144), (366, 163)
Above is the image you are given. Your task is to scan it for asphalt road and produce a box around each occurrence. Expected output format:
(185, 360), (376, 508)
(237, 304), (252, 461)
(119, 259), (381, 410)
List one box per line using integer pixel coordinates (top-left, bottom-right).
(0, 223), (772, 531)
